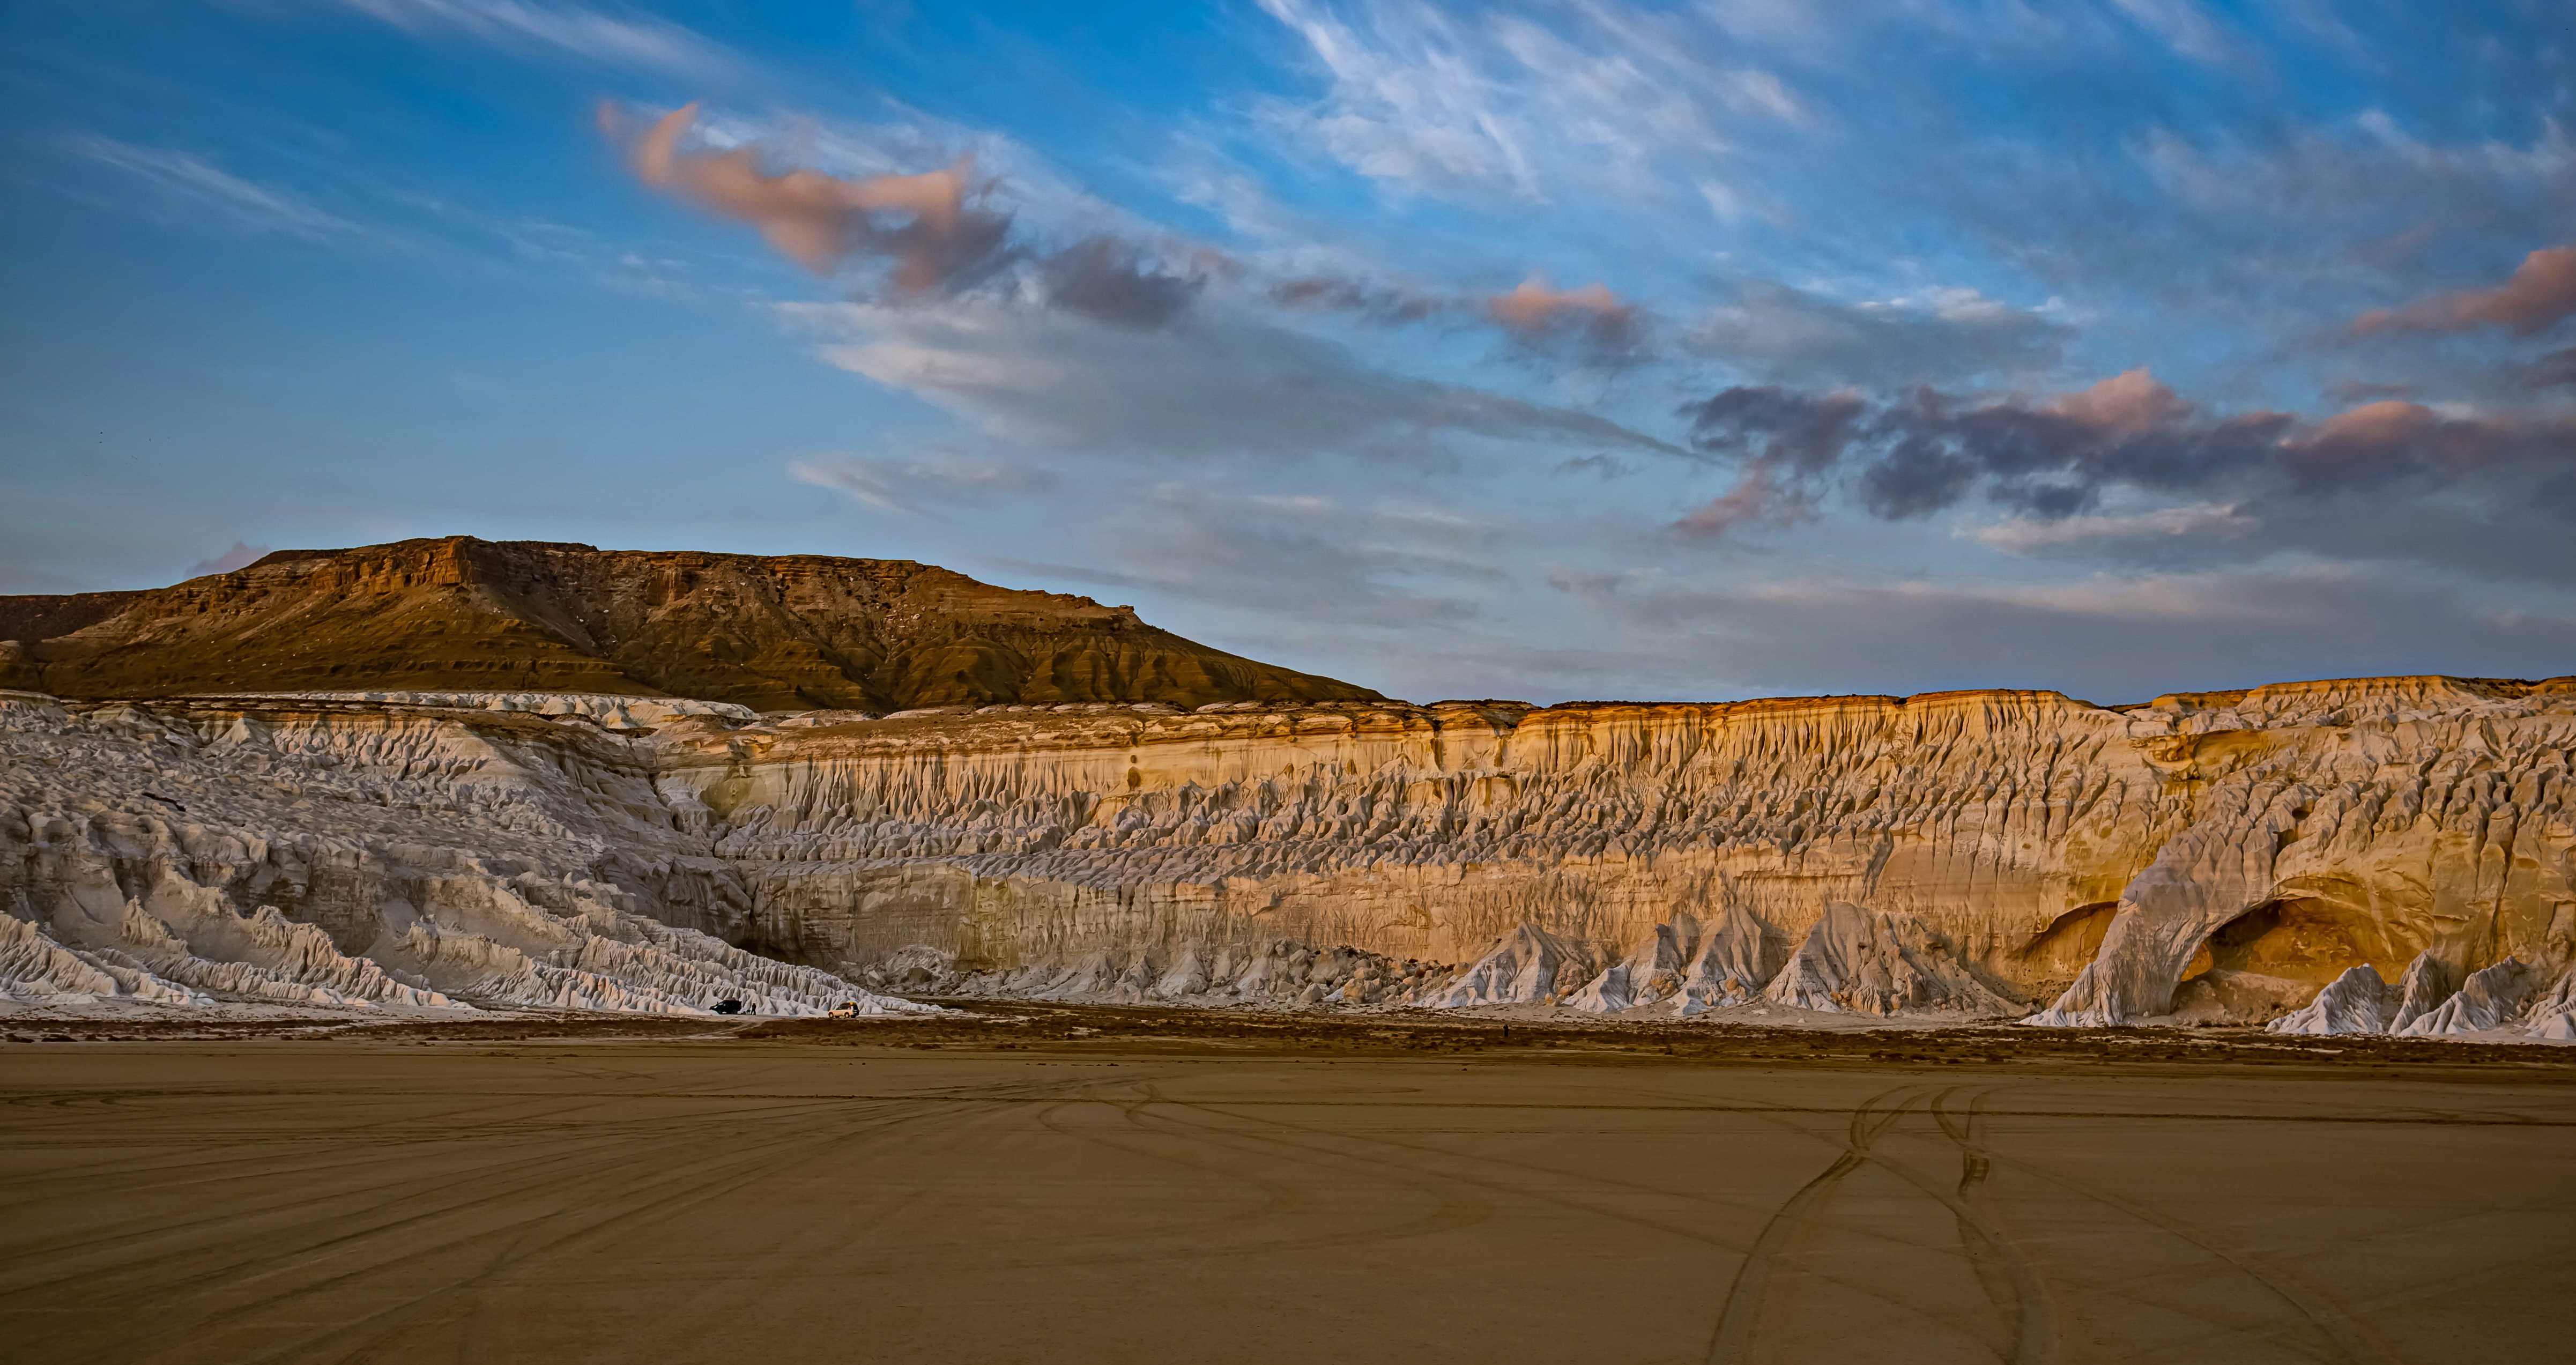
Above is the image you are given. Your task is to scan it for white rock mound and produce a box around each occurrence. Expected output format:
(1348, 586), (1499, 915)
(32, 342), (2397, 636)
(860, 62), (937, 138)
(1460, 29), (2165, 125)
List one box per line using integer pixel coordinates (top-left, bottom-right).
(2387, 954), (2460, 1034)
(1764, 901), (2018, 1018)
(1430, 925), (1598, 1008)
(2269, 953), (2575, 1042)
(2400, 959), (2536, 1037)
(1556, 906), (1792, 1016)
(2525, 973), (2576, 1041)
(2265, 963), (2400, 1036)
(1563, 916), (1695, 1013)
(1671, 906), (1787, 1016)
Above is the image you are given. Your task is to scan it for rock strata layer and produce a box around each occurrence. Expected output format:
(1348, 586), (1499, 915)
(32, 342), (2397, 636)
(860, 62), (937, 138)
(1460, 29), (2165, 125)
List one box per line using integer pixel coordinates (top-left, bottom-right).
(4, 672), (2572, 1036)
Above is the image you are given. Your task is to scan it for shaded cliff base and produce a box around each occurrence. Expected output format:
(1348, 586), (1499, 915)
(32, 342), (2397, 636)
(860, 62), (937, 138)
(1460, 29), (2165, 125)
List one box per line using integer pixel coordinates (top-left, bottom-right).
(830, 906), (2576, 1045)
(10, 901), (2570, 1042)
(12, 1001), (2576, 1073)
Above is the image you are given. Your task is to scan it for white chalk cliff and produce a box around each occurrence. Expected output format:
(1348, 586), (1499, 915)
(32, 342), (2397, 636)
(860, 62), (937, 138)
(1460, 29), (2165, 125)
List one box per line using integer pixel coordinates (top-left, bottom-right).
(4, 673), (2571, 1036)
(0, 693), (931, 1017)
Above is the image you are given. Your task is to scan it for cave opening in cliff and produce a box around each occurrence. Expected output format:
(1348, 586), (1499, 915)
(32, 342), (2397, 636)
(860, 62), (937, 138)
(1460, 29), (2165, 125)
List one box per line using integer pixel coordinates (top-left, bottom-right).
(2173, 892), (2422, 1020)
(2016, 901), (2120, 998)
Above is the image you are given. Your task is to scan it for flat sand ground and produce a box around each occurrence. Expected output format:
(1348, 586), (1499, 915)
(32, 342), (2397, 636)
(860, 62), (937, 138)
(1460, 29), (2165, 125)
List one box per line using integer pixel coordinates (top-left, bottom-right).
(2, 1020), (2571, 1364)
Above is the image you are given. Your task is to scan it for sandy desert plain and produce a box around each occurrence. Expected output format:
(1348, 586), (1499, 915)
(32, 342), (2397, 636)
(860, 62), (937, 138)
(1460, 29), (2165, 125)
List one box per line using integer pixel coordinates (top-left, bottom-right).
(2, 1007), (2572, 1364)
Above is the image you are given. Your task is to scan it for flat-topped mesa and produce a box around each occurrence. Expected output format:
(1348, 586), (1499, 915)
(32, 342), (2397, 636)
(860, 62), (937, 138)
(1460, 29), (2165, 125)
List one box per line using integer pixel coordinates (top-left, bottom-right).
(0, 537), (1380, 713)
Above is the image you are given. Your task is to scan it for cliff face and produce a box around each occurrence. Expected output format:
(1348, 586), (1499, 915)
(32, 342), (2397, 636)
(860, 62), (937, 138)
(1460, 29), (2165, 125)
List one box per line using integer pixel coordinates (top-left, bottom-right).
(5, 674), (2571, 1034)
(0, 538), (1380, 712)
(657, 678), (2574, 1029)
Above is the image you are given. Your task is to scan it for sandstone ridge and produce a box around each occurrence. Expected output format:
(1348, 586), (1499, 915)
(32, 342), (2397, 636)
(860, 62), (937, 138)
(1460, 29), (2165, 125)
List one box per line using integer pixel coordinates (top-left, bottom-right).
(0, 538), (1379, 713)
(4, 673), (2570, 1037)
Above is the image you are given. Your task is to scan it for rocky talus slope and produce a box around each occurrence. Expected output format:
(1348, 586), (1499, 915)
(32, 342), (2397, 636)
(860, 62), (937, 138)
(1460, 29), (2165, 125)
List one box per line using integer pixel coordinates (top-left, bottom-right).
(0, 537), (1378, 712)
(4, 674), (2570, 1036)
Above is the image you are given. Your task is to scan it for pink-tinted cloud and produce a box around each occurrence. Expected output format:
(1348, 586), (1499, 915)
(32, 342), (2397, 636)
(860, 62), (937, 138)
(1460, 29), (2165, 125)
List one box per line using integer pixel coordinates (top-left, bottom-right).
(2353, 245), (2576, 337)
(2278, 399), (2565, 485)
(1487, 274), (1640, 352)
(1674, 461), (1814, 538)
(2044, 368), (2194, 435)
(1268, 273), (1441, 323)
(611, 102), (1009, 292)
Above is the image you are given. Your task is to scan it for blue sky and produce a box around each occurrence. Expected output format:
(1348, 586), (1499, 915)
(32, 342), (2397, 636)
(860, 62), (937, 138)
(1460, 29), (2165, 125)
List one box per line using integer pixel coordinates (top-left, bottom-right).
(4, 0), (2572, 703)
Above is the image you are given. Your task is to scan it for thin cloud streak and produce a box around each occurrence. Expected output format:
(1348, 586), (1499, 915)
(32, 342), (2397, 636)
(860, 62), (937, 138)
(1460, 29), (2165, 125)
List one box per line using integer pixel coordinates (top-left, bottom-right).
(791, 454), (1058, 516)
(62, 136), (389, 246)
(335, 0), (741, 78)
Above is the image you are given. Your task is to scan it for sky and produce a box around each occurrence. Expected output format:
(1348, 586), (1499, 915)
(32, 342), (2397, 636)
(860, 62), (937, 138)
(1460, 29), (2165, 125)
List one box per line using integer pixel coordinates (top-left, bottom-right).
(3, 0), (2572, 705)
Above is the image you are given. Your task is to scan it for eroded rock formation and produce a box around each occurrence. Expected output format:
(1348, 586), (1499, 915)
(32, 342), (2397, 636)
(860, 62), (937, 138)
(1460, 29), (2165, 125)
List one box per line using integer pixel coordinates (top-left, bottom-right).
(0, 693), (929, 1016)
(4, 667), (2571, 1035)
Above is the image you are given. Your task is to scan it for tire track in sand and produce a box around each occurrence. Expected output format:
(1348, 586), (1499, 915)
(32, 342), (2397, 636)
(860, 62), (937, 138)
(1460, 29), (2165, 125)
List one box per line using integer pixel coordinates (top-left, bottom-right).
(1704, 1085), (1920, 1364)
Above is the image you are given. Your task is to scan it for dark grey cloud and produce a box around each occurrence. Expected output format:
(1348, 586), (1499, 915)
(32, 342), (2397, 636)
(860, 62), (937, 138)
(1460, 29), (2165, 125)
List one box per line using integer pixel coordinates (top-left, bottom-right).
(1266, 272), (1441, 323)
(1036, 236), (1204, 329)
(2517, 347), (2576, 389)
(2218, 487), (2576, 588)
(1673, 369), (2576, 536)
(1686, 283), (2069, 389)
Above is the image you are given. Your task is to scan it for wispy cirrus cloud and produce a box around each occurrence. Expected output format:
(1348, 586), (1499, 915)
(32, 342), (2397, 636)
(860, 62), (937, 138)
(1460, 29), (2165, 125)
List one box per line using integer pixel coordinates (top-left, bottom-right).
(332, 0), (740, 79)
(790, 454), (1057, 516)
(2106, 0), (2252, 69)
(1252, 0), (1799, 213)
(1965, 502), (2256, 554)
(61, 135), (396, 247)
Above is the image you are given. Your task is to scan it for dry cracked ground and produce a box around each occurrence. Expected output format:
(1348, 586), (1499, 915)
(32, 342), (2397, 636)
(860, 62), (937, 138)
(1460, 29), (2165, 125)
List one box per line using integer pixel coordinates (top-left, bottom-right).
(3, 1007), (2571, 1364)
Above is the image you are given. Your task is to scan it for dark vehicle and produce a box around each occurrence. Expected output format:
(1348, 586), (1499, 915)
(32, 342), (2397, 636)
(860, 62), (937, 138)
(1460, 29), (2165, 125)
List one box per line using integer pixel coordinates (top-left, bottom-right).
(710, 999), (745, 1015)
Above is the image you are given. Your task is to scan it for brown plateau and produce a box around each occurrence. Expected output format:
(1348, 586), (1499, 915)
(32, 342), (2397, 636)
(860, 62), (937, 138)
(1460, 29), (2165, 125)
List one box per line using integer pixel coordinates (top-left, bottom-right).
(0, 537), (1379, 712)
